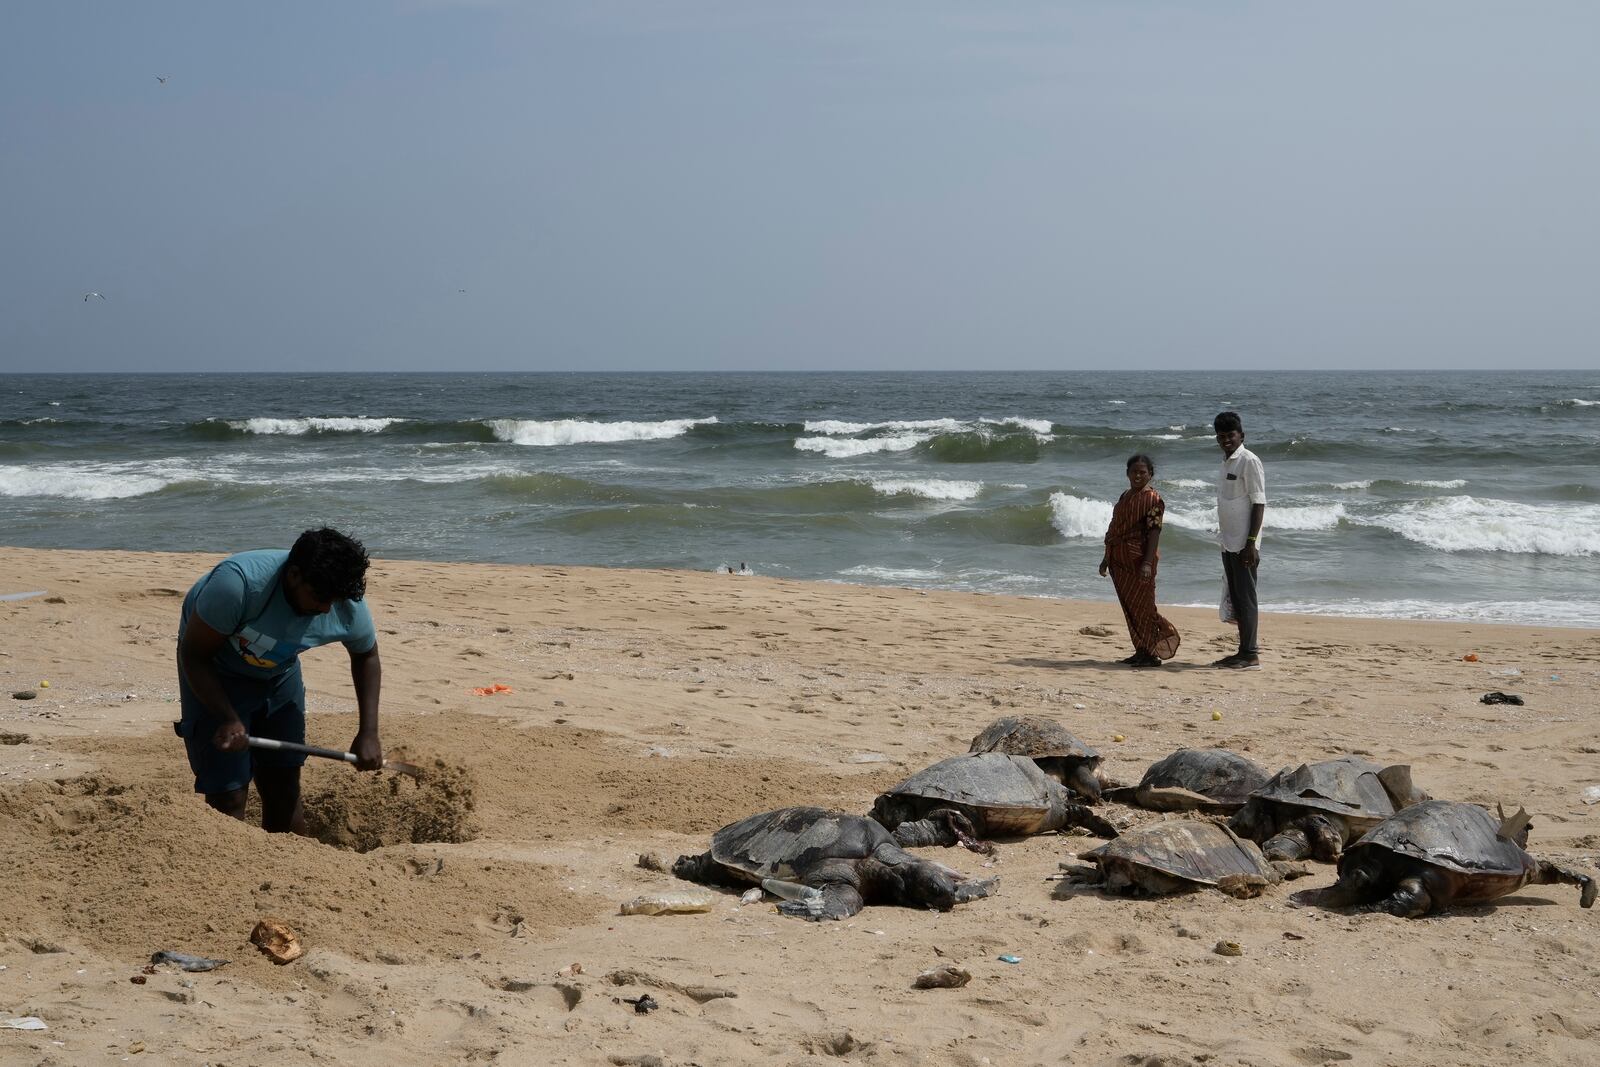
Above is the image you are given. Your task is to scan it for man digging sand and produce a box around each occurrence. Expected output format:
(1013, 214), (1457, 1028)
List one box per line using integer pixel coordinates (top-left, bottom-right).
(175, 527), (385, 833)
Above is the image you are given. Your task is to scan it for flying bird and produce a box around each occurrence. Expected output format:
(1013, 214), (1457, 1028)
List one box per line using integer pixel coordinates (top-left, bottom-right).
(83, 292), (105, 301)
(155, 74), (170, 85)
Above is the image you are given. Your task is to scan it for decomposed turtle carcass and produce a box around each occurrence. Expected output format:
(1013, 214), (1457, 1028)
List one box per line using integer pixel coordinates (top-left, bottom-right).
(968, 715), (1105, 801)
(1070, 820), (1288, 899)
(1102, 748), (1270, 814)
(1228, 756), (1428, 862)
(871, 753), (1118, 852)
(1312, 800), (1597, 917)
(672, 806), (997, 921)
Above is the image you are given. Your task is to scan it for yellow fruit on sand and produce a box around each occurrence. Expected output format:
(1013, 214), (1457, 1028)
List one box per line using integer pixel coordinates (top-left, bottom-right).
(1211, 710), (1223, 721)
(1111, 733), (1125, 743)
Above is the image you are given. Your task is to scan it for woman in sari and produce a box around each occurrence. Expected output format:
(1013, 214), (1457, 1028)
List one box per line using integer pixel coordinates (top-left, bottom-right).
(1098, 453), (1180, 667)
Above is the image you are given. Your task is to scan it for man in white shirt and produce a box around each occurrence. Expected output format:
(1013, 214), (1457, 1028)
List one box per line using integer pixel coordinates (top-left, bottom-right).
(1213, 411), (1266, 669)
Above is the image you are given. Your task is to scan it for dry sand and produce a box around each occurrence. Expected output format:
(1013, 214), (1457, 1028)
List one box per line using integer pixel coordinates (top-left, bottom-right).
(2, 546), (1598, 1066)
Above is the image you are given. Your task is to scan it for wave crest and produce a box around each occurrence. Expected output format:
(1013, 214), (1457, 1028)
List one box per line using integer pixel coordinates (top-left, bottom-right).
(488, 417), (715, 446)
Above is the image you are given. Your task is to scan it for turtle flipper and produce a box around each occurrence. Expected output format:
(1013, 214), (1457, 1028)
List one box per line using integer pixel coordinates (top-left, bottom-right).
(892, 808), (993, 854)
(1531, 860), (1597, 909)
(1062, 802), (1118, 839)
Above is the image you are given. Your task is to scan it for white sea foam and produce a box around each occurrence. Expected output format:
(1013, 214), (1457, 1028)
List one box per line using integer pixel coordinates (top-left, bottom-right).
(229, 417), (404, 435)
(1165, 478), (1210, 490)
(1165, 508), (1219, 532)
(0, 461), (191, 499)
(1406, 478), (1466, 489)
(1270, 504), (1347, 531)
(1364, 496), (1600, 556)
(1557, 398), (1599, 407)
(1333, 480), (1374, 490)
(1108, 399), (1127, 405)
(488, 417), (714, 446)
(980, 416), (1054, 437)
(1259, 598), (1600, 629)
(803, 418), (962, 435)
(840, 565), (944, 582)
(869, 478), (983, 501)
(795, 433), (928, 458)
(1047, 492), (1112, 538)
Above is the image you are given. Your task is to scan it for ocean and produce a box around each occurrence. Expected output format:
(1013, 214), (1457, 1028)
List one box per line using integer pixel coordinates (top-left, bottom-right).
(2, 371), (1597, 628)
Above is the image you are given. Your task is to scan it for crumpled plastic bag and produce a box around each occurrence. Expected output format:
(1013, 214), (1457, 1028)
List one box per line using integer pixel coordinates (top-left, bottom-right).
(1219, 583), (1237, 625)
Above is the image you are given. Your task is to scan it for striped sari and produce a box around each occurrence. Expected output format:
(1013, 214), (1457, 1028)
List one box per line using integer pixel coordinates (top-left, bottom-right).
(1103, 486), (1181, 660)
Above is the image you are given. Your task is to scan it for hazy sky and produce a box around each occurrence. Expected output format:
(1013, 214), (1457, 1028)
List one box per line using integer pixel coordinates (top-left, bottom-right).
(3, 2), (1596, 372)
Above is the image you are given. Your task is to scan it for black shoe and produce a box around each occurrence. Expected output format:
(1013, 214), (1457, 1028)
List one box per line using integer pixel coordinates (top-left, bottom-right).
(1221, 656), (1261, 671)
(1118, 653), (1143, 665)
(1209, 653), (1241, 668)
(1129, 652), (1162, 668)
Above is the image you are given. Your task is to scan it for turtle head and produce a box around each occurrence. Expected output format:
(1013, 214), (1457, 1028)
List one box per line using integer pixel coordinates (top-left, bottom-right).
(898, 860), (995, 911)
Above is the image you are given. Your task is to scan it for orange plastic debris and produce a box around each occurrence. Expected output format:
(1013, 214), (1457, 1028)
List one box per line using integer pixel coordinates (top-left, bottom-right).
(1462, 653), (1479, 663)
(470, 684), (515, 696)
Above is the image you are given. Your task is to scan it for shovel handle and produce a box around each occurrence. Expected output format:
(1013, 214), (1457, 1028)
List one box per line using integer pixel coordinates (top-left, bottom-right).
(246, 736), (357, 764)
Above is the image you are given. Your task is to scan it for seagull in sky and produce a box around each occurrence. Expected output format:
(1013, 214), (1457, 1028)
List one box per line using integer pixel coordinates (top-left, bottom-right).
(83, 292), (105, 301)
(155, 74), (170, 85)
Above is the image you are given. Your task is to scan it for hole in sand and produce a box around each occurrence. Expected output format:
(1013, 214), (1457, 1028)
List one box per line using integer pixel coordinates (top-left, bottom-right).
(299, 755), (479, 852)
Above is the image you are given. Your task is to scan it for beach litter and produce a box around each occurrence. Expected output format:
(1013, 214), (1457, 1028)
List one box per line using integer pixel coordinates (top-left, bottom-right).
(2, 1018), (47, 1031)
(0, 591), (47, 602)
(1480, 692), (1524, 706)
(739, 887), (764, 905)
(1581, 787), (1600, 806)
(623, 994), (659, 1014)
(250, 918), (304, 964)
(997, 954), (1022, 964)
(620, 891), (713, 916)
(470, 683), (514, 696)
(1214, 940), (1244, 957)
(1212, 710), (1223, 721)
(912, 965), (972, 989)
(1461, 653), (1479, 662)
(150, 950), (229, 972)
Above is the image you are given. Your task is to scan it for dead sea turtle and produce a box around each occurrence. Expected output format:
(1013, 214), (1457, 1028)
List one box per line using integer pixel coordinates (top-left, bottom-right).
(1228, 756), (1428, 862)
(672, 806), (997, 921)
(871, 753), (1119, 851)
(968, 715), (1105, 801)
(1312, 800), (1597, 917)
(1069, 820), (1289, 898)
(1102, 748), (1271, 813)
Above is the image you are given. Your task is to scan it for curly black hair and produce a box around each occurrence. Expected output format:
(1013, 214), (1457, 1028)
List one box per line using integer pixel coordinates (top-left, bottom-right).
(287, 527), (369, 602)
(1126, 453), (1156, 474)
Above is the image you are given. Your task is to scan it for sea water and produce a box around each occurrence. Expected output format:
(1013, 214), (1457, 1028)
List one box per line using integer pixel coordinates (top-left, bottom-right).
(2, 370), (1596, 627)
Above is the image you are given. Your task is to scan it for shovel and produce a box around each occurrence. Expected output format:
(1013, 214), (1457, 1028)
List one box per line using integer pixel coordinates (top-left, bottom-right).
(246, 736), (424, 778)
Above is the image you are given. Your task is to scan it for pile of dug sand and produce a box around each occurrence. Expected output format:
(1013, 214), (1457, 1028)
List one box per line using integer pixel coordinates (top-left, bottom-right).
(300, 755), (478, 852)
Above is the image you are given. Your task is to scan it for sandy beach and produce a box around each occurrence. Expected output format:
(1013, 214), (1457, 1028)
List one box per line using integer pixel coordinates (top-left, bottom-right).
(2, 546), (1598, 1067)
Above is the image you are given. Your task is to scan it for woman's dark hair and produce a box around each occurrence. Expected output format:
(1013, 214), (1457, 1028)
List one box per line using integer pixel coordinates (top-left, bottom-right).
(1126, 453), (1155, 474)
(1213, 411), (1243, 434)
(287, 527), (369, 601)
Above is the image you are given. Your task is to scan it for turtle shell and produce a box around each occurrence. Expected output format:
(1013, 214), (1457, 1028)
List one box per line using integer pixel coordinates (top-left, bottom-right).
(1249, 756), (1415, 825)
(969, 716), (1099, 763)
(887, 753), (1057, 811)
(1346, 800), (1532, 878)
(1085, 820), (1275, 887)
(708, 806), (885, 881)
(1138, 749), (1270, 808)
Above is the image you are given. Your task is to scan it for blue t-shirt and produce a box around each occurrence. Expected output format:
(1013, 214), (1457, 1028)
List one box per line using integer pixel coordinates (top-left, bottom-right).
(180, 550), (377, 680)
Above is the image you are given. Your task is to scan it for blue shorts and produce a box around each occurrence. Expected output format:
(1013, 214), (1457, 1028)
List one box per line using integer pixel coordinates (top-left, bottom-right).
(177, 661), (306, 795)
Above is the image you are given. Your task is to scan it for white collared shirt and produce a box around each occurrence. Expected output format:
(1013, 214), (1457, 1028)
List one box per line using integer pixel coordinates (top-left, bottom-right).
(1217, 444), (1266, 552)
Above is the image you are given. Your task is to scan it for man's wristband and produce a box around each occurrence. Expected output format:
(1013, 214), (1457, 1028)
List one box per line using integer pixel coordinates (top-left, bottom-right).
(1246, 536), (1258, 543)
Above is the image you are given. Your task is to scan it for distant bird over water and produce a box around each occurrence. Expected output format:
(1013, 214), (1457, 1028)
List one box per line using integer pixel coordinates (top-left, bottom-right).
(83, 292), (105, 301)
(155, 74), (170, 85)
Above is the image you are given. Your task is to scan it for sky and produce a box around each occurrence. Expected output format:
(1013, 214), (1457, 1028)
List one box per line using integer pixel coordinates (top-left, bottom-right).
(2, 1), (1597, 373)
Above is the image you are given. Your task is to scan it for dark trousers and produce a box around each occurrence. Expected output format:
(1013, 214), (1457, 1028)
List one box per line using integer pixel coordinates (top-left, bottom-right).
(1221, 551), (1259, 657)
